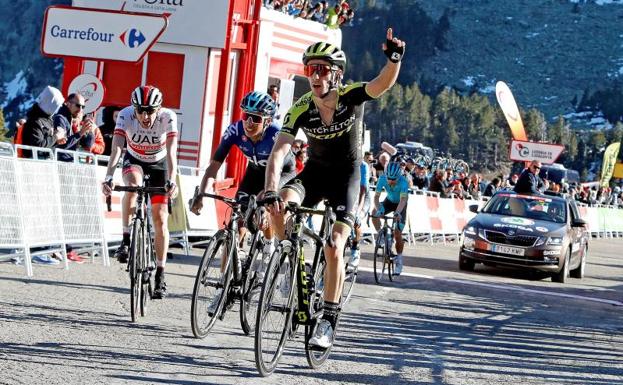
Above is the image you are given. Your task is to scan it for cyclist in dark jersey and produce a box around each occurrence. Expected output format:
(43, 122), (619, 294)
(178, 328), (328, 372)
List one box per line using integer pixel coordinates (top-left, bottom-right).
(264, 28), (405, 349)
(190, 91), (295, 260)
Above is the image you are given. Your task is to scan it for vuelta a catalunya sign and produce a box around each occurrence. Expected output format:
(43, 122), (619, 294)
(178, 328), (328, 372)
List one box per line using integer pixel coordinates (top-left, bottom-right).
(68, 74), (105, 114)
(41, 6), (168, 62)
(509, 140), (564, 165)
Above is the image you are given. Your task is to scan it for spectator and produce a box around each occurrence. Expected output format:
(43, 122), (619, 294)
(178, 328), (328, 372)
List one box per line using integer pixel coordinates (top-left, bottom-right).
(428, 170), (448, 198)
(376, 151), (390, 176)
(514, 160), (543, 195)
(295, 143), (308, 174)
(53, 93), (96, 162)
(509, 173), (519, 186)
(412, 165), (429, 190)
(87, 118), (105, 155)
(20, 86), (66, 159)
(99, 106), (122, 156)
(483, 177), (501, 197)
(325, 3), (342, 29)
(364, 151), (378, 184)
(307, 2), (325, 23)
(12, 118), (26, 153)
(467, 173), (480, 198)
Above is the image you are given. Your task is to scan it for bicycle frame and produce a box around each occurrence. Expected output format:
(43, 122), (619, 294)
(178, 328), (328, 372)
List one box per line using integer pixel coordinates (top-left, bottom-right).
(283, 203), (334, 326)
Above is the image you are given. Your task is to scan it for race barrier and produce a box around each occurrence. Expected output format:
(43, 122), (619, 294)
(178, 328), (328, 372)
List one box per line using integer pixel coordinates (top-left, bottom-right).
(2, 143), (623, 276)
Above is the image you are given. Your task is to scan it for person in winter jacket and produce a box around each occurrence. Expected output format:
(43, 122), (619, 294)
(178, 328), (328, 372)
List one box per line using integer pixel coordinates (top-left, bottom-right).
(99, 105), (122, 156)
(20, 86), (66, 158)
(53, 93), (97, 162)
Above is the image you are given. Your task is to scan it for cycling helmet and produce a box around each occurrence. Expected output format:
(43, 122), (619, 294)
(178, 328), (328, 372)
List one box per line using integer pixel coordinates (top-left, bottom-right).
(240, 91), (277, 117)
(131, 85), (163, 109)
(303, 42), (347, 70)
(385, 162), (402, 180)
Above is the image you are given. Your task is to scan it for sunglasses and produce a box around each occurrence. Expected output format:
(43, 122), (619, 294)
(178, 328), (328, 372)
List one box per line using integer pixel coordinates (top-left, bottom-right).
(72, 101), (86, 109)
(532, 165), (541, 170)
(242, 112), (264, 124)
(304, 64), (333, 77)
(135, 106), (157, 115)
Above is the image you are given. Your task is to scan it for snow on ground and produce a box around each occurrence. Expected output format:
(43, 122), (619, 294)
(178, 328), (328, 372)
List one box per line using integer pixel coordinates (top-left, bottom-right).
(1, 71), (27, 108)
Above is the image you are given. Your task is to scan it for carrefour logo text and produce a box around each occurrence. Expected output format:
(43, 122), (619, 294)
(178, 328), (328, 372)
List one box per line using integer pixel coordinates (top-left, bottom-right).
(50, 25), (114, 42)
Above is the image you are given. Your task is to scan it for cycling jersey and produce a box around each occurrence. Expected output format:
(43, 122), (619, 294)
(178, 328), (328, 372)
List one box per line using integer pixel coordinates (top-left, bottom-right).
(376, 174), (409, 204)
(114, 106), (178, 163)
(280, 82), (374, 168)
(214, 120), (296, 198)
(360, 161), (370, 189)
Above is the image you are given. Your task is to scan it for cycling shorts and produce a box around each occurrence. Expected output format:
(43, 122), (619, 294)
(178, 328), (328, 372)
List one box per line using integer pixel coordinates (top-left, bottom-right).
(380, 199), (406, 231)
(122, 153), (168, 204)
(282, 162), (359, 229)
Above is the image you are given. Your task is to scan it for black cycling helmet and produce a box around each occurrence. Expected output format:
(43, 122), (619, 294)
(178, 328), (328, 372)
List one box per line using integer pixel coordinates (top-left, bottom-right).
(303, 42), (347, 70)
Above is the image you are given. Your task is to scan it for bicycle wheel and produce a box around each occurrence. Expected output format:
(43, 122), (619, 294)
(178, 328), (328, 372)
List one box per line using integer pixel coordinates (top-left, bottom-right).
(305, 256), (332, 368)
(373, 233), (386, 284)
(254, 240), (296, 377)
(190, 230), (232, 338)
(129, 222), (142, 323)
(240, 237), (263, 335)
(140, 232), (153, 317)
(386, 233), (394, 282)
(341, 261), (357, 306)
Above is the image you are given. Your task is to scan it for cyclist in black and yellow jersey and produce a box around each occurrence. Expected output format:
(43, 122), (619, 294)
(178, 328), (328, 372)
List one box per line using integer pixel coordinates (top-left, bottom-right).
(264, 28), (405, 349)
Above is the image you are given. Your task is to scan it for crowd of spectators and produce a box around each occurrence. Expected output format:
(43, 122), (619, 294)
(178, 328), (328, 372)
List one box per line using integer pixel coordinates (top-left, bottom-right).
(264, 0), (355, 28)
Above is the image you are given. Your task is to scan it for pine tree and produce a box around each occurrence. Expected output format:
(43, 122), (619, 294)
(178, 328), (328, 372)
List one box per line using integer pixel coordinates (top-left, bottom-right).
(0, 108), (9, 143)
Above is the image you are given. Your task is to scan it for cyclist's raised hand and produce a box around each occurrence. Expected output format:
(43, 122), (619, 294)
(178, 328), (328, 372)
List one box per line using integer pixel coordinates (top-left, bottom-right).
(382, 28), (405, 63)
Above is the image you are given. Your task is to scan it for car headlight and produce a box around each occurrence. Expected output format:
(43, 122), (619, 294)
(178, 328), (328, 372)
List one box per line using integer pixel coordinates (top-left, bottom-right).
(464, 226), (477, 236)
(546, 237), (563, 246)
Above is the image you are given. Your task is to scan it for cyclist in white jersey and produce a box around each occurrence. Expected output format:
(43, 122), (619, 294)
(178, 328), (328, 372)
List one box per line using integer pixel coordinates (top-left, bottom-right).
(102, 85), (178, 299)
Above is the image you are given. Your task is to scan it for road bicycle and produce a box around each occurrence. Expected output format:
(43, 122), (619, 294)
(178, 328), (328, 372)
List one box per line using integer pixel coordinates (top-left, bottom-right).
(106, 175), (171, 322)
(254, 200), (353, 376)
(190, 192), (269, 338)
(371, 214), (398, 284)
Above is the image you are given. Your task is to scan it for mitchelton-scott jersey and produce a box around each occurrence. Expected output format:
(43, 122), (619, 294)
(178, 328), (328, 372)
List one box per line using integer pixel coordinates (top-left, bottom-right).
(114, 106), (178, 163)
(280, 82), (374, 168)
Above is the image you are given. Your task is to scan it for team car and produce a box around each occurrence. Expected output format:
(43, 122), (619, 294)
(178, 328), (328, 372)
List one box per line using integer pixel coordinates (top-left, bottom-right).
(459, 191), (589, 283)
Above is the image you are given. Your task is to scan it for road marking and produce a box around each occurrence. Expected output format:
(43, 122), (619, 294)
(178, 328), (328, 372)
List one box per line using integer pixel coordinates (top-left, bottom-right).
(356, 266), (623, 307)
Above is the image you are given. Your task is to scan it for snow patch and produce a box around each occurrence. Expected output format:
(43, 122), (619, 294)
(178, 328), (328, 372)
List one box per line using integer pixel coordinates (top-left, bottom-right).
(462, 76), (476, 87)
(1, 71), (27, 108)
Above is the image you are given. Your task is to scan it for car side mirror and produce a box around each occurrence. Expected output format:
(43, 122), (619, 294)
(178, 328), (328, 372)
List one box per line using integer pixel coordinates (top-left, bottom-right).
(469, 204), (479, 213)
(572, 218), (587, 227)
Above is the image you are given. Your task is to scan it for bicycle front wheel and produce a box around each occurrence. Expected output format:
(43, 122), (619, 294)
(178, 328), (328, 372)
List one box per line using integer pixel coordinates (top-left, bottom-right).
(240, 238), (263, 336)
(140, 233), (154, 317)
(254, 240), (296, 377)
(129, 222), (142, 322)
(190, 230), (231, 338)
(373, 235), (386, 284)
(386, 235), (395, 282)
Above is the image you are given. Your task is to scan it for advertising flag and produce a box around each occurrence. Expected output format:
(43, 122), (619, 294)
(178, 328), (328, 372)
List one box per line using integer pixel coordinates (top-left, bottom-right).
(600, 142), (621, 188)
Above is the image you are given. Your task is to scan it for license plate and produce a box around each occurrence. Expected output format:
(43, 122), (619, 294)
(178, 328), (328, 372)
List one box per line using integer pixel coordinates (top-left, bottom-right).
(492, 244), (525, 256)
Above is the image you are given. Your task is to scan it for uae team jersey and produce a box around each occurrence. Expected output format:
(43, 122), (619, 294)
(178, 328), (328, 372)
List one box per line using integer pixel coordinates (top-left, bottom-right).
(280, 82), (374, 168)
(114, 106), (178, 163)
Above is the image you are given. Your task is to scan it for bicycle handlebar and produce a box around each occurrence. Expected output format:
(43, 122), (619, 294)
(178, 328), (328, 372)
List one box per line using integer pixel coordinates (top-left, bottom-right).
(105, 185), (172, 214)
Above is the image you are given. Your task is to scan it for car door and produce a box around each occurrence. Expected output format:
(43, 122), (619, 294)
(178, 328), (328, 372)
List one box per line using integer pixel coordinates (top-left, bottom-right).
(567, 201), (583, 264)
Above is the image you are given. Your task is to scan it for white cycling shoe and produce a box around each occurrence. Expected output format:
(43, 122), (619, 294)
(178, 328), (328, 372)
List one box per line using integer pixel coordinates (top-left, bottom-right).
(308, 319), (334, 349)
(348, 248), (360, 268)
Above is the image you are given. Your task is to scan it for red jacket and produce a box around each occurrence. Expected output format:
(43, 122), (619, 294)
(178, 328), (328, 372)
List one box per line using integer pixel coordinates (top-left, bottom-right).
(88, 126), (105, 155)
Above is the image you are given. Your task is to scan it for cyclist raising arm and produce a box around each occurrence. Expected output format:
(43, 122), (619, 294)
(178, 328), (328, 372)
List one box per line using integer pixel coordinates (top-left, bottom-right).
(102, 86), (178, 299)
(264, 28), (405, 349)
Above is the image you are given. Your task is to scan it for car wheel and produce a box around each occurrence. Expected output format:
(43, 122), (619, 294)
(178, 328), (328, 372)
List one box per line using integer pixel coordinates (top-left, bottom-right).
(552, 248), (570, 283)
(459, 253), (475, 271)
(569, 245), (587, 279)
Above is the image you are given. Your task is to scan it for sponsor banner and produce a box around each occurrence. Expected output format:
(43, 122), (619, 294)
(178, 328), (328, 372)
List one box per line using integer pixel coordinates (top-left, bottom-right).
(72, 0), (228, 48)
(495, 81), (528, 141)
(600, 142), (620, 188)
(509, 139), (564, 164)
(68, 74), (105, 113)
(42, 6), (168, 62)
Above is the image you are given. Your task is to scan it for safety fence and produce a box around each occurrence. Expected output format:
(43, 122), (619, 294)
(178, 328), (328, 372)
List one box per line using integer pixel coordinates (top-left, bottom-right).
(2, 144), (623, 276)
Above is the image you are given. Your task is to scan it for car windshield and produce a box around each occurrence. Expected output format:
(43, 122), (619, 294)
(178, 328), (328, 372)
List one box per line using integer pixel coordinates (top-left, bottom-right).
(483, 193), (567, 224)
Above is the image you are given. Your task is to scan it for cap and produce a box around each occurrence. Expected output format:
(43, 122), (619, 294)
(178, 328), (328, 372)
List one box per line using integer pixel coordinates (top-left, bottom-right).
(36, 86), (64, 116)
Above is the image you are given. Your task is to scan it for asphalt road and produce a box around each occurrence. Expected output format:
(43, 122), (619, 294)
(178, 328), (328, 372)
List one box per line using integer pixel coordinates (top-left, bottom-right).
(1, 238), (622, 385)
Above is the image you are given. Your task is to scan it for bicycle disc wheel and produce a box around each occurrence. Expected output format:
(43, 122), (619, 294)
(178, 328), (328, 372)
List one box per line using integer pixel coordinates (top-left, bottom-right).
(130, 223), (142, 323)
(240, 239), (263, 335)
(373, 236), (386, 284)
(254, 240), (295, 377)
(305, 257), (332, 368)
(190, 230), (231, 338)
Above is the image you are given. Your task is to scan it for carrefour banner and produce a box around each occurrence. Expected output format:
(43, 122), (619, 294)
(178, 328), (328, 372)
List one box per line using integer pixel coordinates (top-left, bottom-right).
(600, 142), (620, 188)
(42, 6), (168, 62)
